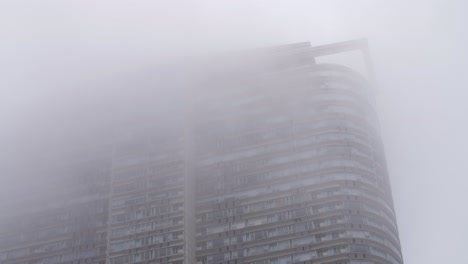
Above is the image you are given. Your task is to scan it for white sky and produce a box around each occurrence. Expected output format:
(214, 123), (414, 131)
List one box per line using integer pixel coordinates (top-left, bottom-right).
(1, 1), (467, 263)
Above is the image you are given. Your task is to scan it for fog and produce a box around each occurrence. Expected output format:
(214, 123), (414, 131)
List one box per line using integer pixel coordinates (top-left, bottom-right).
(1, 1), (468, 263)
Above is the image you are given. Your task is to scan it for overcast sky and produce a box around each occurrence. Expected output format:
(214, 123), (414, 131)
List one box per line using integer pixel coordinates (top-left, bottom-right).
(1, 1), (467, 263)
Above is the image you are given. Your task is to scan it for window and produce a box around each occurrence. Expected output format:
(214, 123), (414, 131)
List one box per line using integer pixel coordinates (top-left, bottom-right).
(294, 251), (315, 262)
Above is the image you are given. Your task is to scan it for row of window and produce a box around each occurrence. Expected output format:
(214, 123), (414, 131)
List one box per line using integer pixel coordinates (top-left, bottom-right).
(1, 220), (108, 249)
(195, 82), (371, 134)
(197, 167), (377, 205)
(217, 231), (345, 259)
(203, 201), (343, 235)
(110, 231), (183, 252)
(203, 188), (341, 221)
(342, 189), (395, 220)
(113, 175), (183, 196)
(201, 215), (345, 249)
(193, 67), (368, 107)
(199, 129), (371, 177)
(202, 107), (370, 140)
(200, 213), (400, 253)
(347, 215), (400, 244)
(111, 203), (183, 224)
(198, 116), (374, 155)
(347, 230), (401, 259)
(367, 246), (400, 264)
(198, 150), (376, 188)
(202, 132), (369, 179)
(309, 92), (368, 108)
(111, 217), (183, 238)
(4, 249), (102, 264)
(202, 185), (394, 229)
(112, 155), (183, 181)
(202, 245), (349, 264)
(112, 189), (183, 209)
(1, 201), (108, 235)
(199, 142), (373, 182)
(30, 239), (73, 254)
(111, 246), (183, 264)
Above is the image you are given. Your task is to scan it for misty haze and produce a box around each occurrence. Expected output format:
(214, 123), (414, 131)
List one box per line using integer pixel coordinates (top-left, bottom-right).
(1, 1), (467, 264)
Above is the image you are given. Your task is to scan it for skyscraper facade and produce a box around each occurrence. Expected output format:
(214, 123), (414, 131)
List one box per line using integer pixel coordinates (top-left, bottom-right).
(192, 41), (402, 264)
(0, 40), (403, 264)
(0, 150), (111, 264)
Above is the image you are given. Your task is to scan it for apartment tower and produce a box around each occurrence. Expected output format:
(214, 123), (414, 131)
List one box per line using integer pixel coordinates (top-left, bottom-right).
(0, 40), (403, 264)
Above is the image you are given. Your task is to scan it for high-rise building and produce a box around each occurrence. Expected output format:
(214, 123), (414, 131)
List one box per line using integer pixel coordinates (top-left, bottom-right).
(0, 40), (403, 264)
(107, 122), (192, 264)
(191, 40), (402, 264)
(0, 150), (112, 264)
